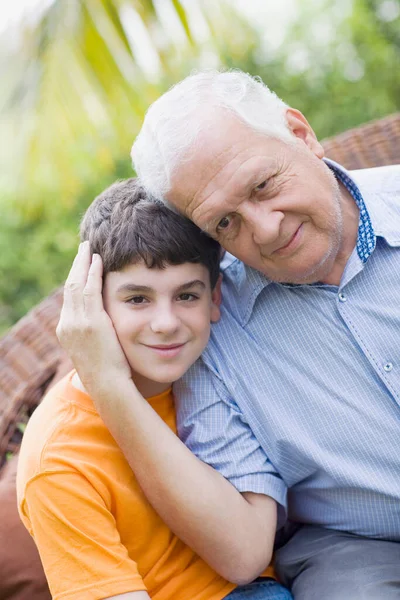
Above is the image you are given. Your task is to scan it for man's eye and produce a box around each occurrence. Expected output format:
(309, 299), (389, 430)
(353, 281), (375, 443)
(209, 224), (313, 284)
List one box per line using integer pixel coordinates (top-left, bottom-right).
(216, 216), (231, 232)
(255, 180), (267, 191)
(128, 296), (147, 304)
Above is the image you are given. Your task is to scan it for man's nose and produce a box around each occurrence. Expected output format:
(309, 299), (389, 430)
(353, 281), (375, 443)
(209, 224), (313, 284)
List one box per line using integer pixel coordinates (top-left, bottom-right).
(242, 202), (284, 246)
(150, 304), (180, 334)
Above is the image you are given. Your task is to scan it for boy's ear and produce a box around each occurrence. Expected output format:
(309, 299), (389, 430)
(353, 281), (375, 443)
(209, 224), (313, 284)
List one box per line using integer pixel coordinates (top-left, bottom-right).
(210, 274), (222, 322)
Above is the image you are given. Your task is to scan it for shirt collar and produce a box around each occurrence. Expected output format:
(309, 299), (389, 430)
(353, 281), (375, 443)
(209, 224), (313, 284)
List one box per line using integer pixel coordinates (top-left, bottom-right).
(324, 158), (376, 263)
(223, 159), (399, 326)
(220, 252), (269, 326)
(349, 164), (400, 246)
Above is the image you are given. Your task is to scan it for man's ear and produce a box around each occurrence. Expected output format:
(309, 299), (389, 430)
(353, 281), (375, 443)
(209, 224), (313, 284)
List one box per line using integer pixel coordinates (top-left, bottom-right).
(210, 274), (222, 323)
(285, 108), (325, 159)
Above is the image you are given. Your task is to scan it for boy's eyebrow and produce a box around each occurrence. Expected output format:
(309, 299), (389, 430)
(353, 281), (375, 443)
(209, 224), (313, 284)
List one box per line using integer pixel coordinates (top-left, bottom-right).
(174, 279), (206, 293)
(116, 284), (154, 294)
(116, 280), (206, 295)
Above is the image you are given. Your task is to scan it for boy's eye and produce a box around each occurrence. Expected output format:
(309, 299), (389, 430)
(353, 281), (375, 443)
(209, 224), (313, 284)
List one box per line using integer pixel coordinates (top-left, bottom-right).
(127, 296), (148, 304)
(216, 215), (232, 232)
(177, 293), (198, 302)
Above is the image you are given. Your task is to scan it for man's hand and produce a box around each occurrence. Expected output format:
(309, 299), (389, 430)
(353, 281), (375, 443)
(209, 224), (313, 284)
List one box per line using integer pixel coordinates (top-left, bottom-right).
(56, 241), (131, 392)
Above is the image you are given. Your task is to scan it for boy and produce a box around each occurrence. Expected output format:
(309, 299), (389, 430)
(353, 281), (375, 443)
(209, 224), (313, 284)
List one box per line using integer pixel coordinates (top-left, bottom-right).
(17, 179), (291, 600)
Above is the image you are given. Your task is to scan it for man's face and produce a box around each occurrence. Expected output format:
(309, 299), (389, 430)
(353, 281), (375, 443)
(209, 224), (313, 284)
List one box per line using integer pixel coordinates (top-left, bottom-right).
(166, 109), (347, 284)
(103, 261), (220, 397)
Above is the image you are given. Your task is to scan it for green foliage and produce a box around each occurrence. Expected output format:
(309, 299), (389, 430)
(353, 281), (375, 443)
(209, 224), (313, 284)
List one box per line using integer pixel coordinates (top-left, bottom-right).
(0, 0), (399, 335)
(0, 159), (133, 334)
(225, 0), (400, 139)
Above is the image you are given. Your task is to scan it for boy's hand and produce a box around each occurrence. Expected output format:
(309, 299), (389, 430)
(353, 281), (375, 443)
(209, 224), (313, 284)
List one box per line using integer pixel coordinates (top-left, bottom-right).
(56, 241), (131, 392)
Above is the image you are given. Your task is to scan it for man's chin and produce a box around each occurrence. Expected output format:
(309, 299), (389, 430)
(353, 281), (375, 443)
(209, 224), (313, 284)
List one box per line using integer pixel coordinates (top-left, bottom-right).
(262, 258), (336, 285)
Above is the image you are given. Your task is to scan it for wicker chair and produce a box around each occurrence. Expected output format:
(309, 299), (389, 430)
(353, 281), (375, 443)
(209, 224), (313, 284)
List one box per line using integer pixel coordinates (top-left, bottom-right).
(1, 113), (400, 471)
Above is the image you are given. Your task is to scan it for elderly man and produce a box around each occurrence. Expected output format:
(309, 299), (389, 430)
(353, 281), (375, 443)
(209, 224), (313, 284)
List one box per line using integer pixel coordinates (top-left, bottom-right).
(130, 71), (400, 598)
(58, 70), (400, 599)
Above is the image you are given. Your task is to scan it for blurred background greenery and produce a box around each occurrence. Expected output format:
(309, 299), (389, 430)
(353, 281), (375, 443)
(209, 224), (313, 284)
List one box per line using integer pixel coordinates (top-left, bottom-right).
(0, 0), (399, 335)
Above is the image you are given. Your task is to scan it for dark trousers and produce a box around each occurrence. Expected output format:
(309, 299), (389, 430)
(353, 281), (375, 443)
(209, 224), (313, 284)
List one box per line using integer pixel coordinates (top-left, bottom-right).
(275, 524), (400, 599)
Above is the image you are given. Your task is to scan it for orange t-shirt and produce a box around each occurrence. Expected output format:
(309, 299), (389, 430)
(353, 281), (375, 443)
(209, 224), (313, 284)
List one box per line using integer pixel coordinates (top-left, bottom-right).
(17, 372), (274, 600)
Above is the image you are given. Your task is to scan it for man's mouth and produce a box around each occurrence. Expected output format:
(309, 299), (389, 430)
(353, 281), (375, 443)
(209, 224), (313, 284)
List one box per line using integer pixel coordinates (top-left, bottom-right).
(272, 224), (303, 257)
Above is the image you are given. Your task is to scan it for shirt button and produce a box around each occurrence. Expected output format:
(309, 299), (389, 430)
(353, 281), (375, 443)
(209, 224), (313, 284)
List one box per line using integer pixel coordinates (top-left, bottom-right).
(384, 362), (393, 372)
(338, 292), (347, 302)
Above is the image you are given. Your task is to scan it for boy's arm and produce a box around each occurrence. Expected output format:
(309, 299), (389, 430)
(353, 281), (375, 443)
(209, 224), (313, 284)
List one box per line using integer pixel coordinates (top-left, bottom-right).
(85, 376), (276, 585)
(20, 471), (148, 599)
(106, 593), (150, 599)
(57, 243), (278, 585)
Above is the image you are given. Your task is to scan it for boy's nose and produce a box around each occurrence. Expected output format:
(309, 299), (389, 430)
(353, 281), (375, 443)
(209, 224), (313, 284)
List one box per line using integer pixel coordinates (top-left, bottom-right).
(150, 306), (180, 334)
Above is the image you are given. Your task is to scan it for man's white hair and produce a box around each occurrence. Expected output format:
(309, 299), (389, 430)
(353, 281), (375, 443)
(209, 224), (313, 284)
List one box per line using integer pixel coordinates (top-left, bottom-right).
(131, 70), (292, 200)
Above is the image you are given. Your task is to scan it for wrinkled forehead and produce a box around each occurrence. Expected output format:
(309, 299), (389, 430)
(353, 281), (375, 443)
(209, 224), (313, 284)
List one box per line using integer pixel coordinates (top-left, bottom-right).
(165, 112), (273, 216)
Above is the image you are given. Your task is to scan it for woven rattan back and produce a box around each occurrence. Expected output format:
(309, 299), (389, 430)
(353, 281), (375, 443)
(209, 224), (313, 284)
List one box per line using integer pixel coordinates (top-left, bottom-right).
(0, 289), (66, 468)
(322, 113), (400, 169)
(0, 113), (399, 469)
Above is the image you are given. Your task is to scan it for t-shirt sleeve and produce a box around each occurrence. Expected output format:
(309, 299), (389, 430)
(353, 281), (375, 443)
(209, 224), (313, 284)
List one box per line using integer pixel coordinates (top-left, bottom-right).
(175, 359), (287, 522)
(20, 470), (146, 600)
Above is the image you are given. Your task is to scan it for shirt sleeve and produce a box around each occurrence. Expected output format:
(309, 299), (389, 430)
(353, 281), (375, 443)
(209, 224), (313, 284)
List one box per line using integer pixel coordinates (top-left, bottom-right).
(20, 470), (147, 600)
(174, 358), (287, 522)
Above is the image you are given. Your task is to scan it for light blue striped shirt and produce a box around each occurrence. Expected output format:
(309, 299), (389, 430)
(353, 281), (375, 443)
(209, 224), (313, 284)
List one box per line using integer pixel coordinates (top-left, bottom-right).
(175, 161), (400, 541)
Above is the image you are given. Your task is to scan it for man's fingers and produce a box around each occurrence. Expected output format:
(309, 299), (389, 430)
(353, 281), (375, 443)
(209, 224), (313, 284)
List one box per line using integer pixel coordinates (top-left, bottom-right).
(65, 241), (91, 287)
(58, 242), (91, 343)
(83, 253), (105, 315)
(63, 241), (91, 313)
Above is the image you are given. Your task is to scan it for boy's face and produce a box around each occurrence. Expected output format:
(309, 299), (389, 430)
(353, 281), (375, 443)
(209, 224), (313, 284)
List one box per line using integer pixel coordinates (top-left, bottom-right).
(103, 261), (221, 397)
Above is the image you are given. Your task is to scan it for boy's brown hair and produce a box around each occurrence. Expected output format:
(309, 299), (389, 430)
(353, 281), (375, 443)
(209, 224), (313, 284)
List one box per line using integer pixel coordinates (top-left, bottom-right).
(80, 178), (221, 288)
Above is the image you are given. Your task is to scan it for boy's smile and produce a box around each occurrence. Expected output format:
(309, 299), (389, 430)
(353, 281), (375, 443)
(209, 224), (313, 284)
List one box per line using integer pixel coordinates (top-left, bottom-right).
(103, 261), (221, 398)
